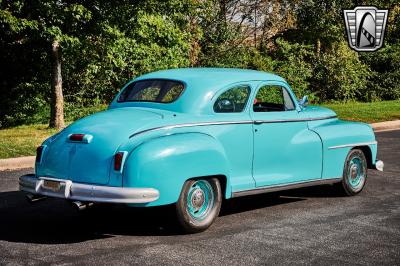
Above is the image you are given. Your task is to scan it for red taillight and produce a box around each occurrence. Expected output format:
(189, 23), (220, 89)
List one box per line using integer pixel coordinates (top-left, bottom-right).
(114, 152), (125, 171)
(69, 134), (85, 142)
(36, 146), (44, 163)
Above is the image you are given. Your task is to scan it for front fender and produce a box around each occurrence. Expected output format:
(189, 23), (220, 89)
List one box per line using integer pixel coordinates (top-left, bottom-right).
(123, 132), (231, 206)
(309, 119), (377, 179)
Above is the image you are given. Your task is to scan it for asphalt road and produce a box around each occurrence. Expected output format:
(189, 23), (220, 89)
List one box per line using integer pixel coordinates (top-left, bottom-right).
(0, 130), (399, 265)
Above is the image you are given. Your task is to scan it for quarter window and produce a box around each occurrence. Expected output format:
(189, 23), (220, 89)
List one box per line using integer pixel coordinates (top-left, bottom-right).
(213, 86), (251, 113)
(253, 85), (295, 112)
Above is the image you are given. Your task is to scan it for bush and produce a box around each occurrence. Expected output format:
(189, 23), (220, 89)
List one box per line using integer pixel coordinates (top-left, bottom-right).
(200, 45), (275, 72)
(312, 42), (370, 102)
(360, 43), (400, 101)
(272, 38), (315, 100)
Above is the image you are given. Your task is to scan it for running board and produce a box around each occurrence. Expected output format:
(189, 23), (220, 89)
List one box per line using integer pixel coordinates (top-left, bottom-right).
(232, 177), (342, 198)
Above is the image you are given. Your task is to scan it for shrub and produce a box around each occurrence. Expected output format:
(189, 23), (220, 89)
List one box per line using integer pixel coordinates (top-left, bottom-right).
(313, 42), (370, 102)
(272, 38), (315, 100)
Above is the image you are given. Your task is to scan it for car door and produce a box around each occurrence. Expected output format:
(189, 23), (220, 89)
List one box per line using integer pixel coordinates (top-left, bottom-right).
(251, 82), (322, 187)
(211, 84), (256, 192)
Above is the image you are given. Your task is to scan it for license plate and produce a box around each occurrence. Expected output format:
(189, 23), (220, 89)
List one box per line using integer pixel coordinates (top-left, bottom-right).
(43, 180), (62, 192)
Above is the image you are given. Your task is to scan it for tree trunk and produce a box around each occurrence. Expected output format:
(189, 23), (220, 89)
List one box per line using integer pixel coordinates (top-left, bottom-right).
(49, 40), (65, 129)
(254, 0), (258, 48)
(316, 38), (321, 57)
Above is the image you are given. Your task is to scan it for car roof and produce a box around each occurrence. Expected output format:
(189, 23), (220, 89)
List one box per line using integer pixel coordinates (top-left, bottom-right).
(135, 68), (286, 87)
(111, 68), (289, 114)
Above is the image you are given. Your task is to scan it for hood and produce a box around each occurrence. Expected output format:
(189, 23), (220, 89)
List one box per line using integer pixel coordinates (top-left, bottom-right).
(37, 107), (164, 185)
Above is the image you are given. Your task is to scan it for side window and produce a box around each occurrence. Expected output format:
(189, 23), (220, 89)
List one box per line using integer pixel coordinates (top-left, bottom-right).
(214, 85), (251, 113)
(253, 85), (295, 112)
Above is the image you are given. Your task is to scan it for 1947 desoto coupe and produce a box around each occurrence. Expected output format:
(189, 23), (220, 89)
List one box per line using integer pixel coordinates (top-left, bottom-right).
(20, 68), (384, 233)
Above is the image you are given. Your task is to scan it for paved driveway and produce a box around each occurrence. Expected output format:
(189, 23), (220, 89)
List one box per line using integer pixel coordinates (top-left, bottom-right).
(0, 130), (399, 265)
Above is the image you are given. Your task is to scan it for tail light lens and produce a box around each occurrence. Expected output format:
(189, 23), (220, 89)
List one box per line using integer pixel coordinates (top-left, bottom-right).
(67, 134), (93, 144)
(69, 134), (85, 142)
(114, 152), (126, 172)
(36, 146), (45, 163)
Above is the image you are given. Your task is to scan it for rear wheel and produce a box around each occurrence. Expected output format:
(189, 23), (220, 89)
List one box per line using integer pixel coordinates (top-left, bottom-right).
(176, 178), (222, 233)
(339, 149), (368, 196)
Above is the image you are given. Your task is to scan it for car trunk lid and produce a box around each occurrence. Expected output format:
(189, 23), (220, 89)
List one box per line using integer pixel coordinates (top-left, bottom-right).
(37, 107), (163, 185)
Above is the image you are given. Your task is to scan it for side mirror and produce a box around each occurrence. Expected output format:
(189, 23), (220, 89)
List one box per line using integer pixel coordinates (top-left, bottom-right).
(298, 95), (308, 108)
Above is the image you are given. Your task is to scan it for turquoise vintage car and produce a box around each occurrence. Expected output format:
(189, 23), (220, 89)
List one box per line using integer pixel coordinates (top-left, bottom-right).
(20, 68), (383, 232)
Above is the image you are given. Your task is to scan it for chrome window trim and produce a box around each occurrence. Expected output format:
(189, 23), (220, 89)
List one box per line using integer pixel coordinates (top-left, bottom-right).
(328, 141), (377, 150)
(129, 115), (337, 138)
(232, 177), (342, 198)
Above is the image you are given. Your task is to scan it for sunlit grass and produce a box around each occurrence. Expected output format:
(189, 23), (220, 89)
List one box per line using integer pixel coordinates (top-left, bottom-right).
(321, 100), (400, 123)
(0, 124), (59, 159)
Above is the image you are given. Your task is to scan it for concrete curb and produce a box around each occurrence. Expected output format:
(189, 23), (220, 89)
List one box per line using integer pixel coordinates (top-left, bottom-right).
(0, 120), (399, 171)
(0, 156), (35, 171)
(370, 120), (400, 132)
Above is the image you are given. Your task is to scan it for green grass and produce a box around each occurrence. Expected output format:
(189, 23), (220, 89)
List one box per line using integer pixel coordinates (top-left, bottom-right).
(0, 125), (59, 159)
(0, 100), (399, 159)
(320, 100), (400, 123)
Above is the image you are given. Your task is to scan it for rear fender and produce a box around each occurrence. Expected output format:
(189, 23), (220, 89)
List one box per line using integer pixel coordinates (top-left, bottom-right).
(123, 132), (231, 206)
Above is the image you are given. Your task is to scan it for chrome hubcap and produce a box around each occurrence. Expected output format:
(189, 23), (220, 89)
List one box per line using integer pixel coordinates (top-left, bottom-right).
(191, 189), (205, 210)
(186, 180), (214, 221)
(348, 155), (365, 190)
(350, 164), (359, 180)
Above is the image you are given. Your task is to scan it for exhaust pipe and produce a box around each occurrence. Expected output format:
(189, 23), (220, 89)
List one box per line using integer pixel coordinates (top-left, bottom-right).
(71, 201), (94, 211)
(26, 193), (47, 203)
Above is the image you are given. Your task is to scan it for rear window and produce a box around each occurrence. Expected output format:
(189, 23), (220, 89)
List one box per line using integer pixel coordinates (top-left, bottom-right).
(118, 79), (185, 103)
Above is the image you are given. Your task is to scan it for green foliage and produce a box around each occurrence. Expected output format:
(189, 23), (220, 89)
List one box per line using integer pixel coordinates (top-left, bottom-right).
(272, 38), (314, 100)
(313, 42), (370, 102)
(360, 43), (400, 101)
(0, 0), (399, 127)
(216, 86), (250, 112)
(256, 85), (283, 104)
(64, 103), (107, 123)
(200, 46), (275, 72)
(296, 0), (351, 51)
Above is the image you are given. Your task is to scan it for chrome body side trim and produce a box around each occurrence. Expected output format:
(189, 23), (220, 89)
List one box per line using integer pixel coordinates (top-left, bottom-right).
(328, 141), (377, 150)
(129, 115), (337, 138)
(232, 177), (342, 198)
(129, 120), (253, 138)
(251, 115), (337, 124)
(19, 174), (159, 204)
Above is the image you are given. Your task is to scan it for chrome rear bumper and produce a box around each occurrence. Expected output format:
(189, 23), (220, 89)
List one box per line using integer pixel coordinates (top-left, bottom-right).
(19, 174), (159, 203)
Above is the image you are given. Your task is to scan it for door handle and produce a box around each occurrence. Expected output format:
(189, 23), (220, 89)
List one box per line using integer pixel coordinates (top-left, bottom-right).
(254, 120), (264, 125)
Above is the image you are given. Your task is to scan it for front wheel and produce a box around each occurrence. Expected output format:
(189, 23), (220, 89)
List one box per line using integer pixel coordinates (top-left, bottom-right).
(176, 178), (222, 233)
(339, 149), (368, 196)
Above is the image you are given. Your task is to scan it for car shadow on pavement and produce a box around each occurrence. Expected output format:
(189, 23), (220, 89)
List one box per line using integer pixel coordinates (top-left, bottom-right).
(0, 185), (342, 244)
(220, 184), (342, 216)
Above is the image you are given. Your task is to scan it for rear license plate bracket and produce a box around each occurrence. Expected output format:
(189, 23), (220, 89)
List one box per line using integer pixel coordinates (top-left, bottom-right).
(42, 180), (62, 192)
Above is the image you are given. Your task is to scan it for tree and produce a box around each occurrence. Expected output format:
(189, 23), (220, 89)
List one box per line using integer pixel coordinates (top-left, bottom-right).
(0, 0), (92, 129)
(50, 40), (64, 128)
(1, 0), (399, 128)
